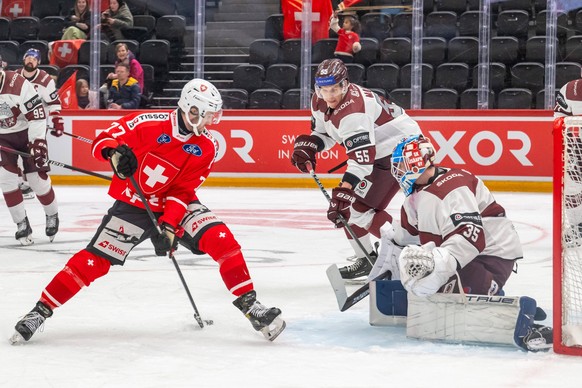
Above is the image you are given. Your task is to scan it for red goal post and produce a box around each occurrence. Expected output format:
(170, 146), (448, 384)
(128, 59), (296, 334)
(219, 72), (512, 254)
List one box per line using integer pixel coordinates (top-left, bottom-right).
(554, 115), (582, 356)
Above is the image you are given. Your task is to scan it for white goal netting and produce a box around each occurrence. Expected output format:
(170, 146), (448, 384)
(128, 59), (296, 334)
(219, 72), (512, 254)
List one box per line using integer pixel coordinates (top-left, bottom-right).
(561, 116), (582, 347)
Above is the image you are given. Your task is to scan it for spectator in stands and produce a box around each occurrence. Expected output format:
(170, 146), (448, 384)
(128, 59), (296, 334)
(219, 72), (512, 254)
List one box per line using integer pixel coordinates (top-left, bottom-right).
(106, 42), (144, 93)
(76, 79), (90, 109)
(107, 62), (141, 109)
(329, 11), (361, 63)
(61, 0), (92, 40)
(100, 0), (134, 41)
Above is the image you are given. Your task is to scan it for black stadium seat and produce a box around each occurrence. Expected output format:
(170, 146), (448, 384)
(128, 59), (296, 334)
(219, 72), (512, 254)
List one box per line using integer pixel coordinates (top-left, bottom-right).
(249, 88), (282, 109)
(219, 88), (249, 109)
(0, 40), (20, 65)
(497, 88), (533, 109)
(264, 63), (297, 91)
(423, 88), (459, 109)
(10, 16), (40, 43)
(249, 39), (280, 68)
(233, 64), (265, 93)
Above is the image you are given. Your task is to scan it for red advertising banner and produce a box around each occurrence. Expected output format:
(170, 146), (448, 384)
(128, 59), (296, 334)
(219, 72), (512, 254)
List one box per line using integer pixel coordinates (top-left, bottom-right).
(63, 110), (553, 182)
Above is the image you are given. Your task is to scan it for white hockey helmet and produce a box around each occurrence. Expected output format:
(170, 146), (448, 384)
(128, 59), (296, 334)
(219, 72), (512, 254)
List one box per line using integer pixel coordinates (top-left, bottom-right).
(178, 79), (223, 132)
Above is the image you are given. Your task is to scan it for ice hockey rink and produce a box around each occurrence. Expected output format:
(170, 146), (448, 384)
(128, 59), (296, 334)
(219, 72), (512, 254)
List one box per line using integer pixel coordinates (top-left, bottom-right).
(1, 185), (581, 388)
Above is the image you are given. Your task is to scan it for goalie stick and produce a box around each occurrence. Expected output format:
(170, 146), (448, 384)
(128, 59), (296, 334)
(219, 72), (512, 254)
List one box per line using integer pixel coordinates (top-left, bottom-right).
(327, 264), (392, 311)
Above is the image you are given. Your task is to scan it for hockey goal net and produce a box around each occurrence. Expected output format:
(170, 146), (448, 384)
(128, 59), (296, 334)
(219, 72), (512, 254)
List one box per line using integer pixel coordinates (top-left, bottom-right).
(554, 115), (582, 355)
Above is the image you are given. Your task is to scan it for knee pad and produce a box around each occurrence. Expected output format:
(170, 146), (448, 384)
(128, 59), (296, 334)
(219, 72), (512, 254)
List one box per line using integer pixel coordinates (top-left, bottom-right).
(180, 203), (226, 254)
(26, 172), (52, 197)
(66, 249), (111, 286)
(0, 166), (19, 193)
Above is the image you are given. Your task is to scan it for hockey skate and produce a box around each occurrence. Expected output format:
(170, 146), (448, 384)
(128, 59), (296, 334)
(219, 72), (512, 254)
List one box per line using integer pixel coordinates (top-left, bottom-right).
(521, 324), (553, 352)
(20, 185), (35, 200)
(15, 216), (33, 246)
(338, 251), (377, 280)
(233, 290), (286, 341)
(45, 213), (59, 242)
(9, 301), (53, 345)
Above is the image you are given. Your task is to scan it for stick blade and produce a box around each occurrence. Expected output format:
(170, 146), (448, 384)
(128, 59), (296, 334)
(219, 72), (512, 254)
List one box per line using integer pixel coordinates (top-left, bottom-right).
(326, 264), (349, 310)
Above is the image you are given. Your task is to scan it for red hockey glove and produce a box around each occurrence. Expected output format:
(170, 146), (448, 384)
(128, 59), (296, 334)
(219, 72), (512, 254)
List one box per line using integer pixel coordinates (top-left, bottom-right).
(28, 139), (48, 168)
(327, 187), (357, 226)
(49, 113), (64, 137)
(107, 145), (137, 179)
(291, 134), (320, 173)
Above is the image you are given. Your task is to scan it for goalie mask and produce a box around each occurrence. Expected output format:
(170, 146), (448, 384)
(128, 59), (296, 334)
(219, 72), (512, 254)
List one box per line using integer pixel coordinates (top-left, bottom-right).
(178, 79), (223, 135)
(391, 134), (436, 196)
(314, 58), (349, 99)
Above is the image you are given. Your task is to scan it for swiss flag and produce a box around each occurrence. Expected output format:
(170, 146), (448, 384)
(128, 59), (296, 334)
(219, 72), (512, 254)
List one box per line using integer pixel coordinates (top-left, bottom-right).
(58, 71), (79, 110)
(49, 39), (84, 67)
(281, 0), (333, 42)
(1, 0), (31, 19)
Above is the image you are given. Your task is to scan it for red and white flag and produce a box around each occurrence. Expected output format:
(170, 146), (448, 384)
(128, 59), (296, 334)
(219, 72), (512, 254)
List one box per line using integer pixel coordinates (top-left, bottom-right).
(58, 71), (79, 110)
(49, 39), (84, 68)
(1, 0), (31, 19)
(281, 0), (333, 42)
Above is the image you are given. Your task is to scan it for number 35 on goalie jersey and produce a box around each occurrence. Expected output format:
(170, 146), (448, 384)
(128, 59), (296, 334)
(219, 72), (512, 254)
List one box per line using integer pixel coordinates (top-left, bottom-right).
(399, 168), (523, 269)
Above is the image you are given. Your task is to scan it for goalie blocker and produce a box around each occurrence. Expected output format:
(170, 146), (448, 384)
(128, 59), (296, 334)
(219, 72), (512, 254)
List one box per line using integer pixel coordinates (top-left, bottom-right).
(370, 280), (552, 352)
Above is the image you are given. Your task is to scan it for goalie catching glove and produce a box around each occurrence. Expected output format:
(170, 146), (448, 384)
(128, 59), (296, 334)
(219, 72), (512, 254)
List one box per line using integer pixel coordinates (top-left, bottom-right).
(106, 145), (137, 179)
(398, 242), (459, 297)
(151, 223), (183, 256)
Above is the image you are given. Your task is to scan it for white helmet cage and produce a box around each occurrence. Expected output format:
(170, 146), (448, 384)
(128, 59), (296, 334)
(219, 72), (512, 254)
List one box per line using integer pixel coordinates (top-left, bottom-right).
(178, 79), (223, 132)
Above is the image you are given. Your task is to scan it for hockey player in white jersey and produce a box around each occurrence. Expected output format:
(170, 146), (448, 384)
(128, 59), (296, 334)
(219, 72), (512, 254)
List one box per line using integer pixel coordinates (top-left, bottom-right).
(373, 134), (552, 351)
(16, 48), (64, 200)
(291, 58), (422, 280)
(0, 56), (59, 245)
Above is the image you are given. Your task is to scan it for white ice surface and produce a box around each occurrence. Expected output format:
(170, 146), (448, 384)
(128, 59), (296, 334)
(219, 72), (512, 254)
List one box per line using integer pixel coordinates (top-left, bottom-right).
(1, 186), (581, 388)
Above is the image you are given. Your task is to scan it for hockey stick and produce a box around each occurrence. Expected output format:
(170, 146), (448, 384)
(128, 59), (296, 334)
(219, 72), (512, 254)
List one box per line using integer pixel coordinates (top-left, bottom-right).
(326, 264), (392, 311)
(327, 160), (347, 174)
(126, 173), (212, 328)
(306, 163), (375, 267)
(61, 131), (94, 144)
(0, 145), (112, 181)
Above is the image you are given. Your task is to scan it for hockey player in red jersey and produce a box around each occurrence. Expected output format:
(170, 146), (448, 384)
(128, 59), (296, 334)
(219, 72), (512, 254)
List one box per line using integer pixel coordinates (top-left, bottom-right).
(16, 48), (64, 200)
(291, 58), (422, 280)
(10, 79), (285, 344)
(0, 55), (59, 245)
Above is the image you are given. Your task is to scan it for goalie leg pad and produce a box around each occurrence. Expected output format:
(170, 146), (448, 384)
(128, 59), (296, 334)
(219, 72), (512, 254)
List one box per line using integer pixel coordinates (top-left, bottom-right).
(406, 293), (552, 351)
(369, 280), (408, 326)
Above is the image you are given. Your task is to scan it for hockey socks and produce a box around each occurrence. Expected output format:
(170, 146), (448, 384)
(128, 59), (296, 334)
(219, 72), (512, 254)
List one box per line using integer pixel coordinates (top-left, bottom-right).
(40, 250), (111, 309)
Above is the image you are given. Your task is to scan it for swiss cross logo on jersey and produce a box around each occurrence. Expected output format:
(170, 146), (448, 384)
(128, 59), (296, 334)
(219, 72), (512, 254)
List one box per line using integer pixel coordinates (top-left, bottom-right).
(138, 153), (180, 195)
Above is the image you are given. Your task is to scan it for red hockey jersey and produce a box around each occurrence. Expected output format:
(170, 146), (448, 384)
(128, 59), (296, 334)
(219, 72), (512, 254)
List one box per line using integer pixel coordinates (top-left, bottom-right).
(91, 110), (218, 228)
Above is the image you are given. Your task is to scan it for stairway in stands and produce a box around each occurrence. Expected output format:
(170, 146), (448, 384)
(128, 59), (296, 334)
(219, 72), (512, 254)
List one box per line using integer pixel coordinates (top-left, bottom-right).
(152, 0), (280, 108)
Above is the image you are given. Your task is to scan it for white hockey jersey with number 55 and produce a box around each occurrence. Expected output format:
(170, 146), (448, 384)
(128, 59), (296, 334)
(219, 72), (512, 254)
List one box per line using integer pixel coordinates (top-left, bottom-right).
(310, 83), (421, 183)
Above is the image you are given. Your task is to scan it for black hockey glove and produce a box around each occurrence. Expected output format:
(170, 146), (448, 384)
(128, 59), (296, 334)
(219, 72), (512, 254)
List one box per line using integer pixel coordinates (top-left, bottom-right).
(327, 187), (356, 226)
(151, 223), (179, 257)
(291, 134), (321, 173)
(107, 145), (137, 179)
